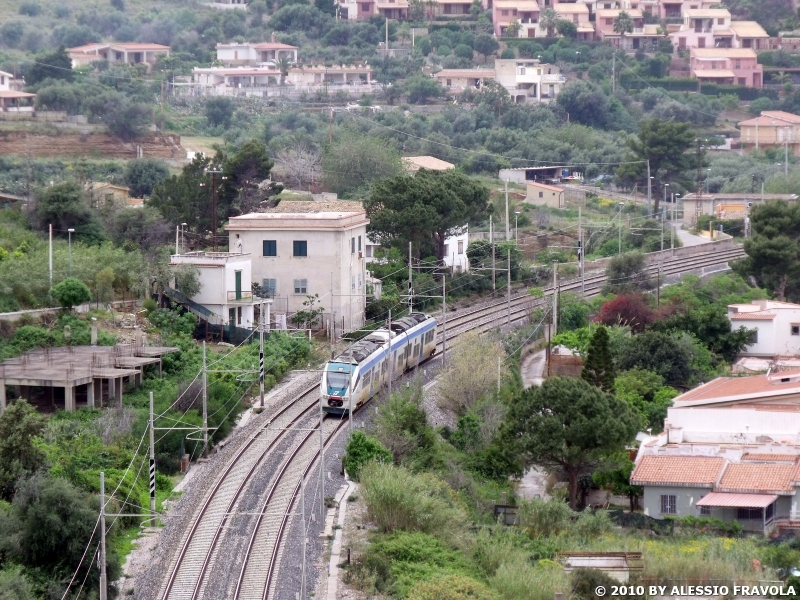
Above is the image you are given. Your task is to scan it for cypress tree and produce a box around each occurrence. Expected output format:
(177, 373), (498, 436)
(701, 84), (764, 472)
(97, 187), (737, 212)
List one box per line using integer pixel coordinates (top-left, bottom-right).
(581, 326), (616, 393)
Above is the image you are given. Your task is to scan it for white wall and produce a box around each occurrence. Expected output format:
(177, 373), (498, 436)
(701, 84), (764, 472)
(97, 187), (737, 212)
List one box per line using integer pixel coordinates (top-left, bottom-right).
(667, 406), (800, 444)
(443, 230), (469, 272)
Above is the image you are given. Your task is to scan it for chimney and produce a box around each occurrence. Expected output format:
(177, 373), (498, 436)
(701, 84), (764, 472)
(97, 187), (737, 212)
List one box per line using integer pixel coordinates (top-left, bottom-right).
(271, 32), (277, 43)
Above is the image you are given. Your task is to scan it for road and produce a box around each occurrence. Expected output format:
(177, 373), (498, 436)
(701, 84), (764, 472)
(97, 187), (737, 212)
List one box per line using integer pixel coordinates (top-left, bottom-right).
(673, 223), (711, 247)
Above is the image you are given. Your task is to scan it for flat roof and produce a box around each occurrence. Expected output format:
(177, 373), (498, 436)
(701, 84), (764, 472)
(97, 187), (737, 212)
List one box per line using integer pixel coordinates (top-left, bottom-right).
(434, 69), (495, 78)
(691, 47), (757, 58)
(684, 8), (730, 16)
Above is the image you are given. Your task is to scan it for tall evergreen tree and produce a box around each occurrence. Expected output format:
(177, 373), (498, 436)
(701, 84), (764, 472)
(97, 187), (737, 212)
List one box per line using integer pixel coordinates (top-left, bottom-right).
(581, 326), (616, 393)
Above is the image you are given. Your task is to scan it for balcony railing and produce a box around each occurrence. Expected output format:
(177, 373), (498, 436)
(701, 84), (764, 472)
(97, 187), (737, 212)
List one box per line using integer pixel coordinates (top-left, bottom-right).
(227, 290), (254, 302)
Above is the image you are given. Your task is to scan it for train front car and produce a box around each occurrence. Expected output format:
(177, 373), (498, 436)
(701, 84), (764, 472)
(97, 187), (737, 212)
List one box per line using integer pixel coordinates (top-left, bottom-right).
(321, 359), (354, 417)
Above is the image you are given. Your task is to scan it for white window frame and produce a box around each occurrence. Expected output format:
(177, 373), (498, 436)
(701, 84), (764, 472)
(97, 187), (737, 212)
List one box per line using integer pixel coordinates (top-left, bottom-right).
(660, 494), (677, 515)
(293, 279), (308, 294)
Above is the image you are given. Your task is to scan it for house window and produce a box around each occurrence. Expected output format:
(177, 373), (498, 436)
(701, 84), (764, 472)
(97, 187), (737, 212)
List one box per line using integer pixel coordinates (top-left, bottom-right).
(718, 18), (724, 25)
(262, 240), (277, 257)
(293, 279), (308, 294)
(699, 505), (711, 516)
(735, 60), (741, 69)
(539, 191), (544, 198)
(293, 240), (307, 257)
(237, 306), (242, 325)
(519, 67), (527, 75)
(748, 330), (758, 344)
(0, 76), (4, 84)
(361, 2), (370, 10)
(358, 273), (362, 288)
(262, 278), (277, 296)
(351, 275), (356, 291)
(736, 507), (762, 520)
(660, 494), (677, 514)
(766, 501), (775, 521)
(458, 241), (464, 254)
(605, 18), (613, 25)
(366, 245), (373, 258)
(358, 235), (362, 252)
(444, 244), (449, 256)
(792, 325), (800, 336)
(502, 9), (509, 15)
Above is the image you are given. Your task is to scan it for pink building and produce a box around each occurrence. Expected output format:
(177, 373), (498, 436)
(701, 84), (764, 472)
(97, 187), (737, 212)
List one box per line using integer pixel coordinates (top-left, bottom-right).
(659, 0), (717, 19)
(670, 8), (732, 52)
(493, 0), (540, 37)
(595, 8), (643, 44)
(690, 48), (763, 88)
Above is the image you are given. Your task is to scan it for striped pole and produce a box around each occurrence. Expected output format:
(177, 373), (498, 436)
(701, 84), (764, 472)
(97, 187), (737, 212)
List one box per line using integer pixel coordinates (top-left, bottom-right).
(149, 392), (156, 526)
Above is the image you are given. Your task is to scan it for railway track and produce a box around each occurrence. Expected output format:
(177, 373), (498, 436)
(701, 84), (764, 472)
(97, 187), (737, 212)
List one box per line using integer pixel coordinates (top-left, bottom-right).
(156, 242), (744, 600)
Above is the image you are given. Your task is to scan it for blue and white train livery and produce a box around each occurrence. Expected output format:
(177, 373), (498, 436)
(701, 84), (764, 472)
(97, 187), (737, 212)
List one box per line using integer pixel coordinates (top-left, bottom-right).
(321, 312), (438, 416)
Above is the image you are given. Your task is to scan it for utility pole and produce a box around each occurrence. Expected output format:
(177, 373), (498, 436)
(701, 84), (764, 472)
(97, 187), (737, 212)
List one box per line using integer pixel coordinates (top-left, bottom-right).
(504, 179), (510, 240)
(497, 356), (501, 392)
(175, 225), (180, 255)
(202, 341), (208, 458)
(506, 248), (511, 325)
(149, 392), (156, 527)
(301, 476), (307, 600)
(786, 138), (789, 176)
(552, 261), (558, 335)
(578, 206), (584, 294)
(388, 309), (393, 399)
(204, 169), (223, 251)
(408, 241), (413, 313)
(259, 306), (265, 410)
(99, 472), (107, 600)
(48, 223), (53, 299)
(490, 215), (495, 290)
(442, 277), (447, 365)
(646, 160), (652, 217)
(319, 392), (325, 525)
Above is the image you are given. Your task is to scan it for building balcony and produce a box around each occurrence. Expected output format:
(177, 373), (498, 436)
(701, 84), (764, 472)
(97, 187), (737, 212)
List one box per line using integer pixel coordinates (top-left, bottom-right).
(227, 290), (255, 302)
(542, 73), (566, 82)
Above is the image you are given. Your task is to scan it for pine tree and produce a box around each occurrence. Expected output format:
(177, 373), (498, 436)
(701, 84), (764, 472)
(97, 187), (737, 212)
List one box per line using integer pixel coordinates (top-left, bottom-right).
(581, 326), (616, 393)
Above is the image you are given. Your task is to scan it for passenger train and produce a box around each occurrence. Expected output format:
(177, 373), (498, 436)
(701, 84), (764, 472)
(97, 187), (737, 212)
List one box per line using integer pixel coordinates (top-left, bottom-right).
(321, 312), (438, 416)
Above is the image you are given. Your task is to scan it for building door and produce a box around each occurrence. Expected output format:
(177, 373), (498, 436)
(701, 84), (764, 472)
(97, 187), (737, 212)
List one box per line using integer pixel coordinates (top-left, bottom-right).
(229, 308), (236, 324)
(235, 270), (242, 300)
(698, 37), (705, 48)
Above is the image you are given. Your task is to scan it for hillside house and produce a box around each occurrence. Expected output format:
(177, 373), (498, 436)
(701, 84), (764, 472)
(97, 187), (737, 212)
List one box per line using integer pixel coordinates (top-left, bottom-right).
(493, 0), (540, 38)
(434, 69), (495, 92)
(739, 110), (800, 155)
(226, 201), (369, 332)
(595, 9), (644, 45)
(727, 300), (800, 359)
(689, 48), (762, 88)
(494, 59), (564, 103)
(669, 8), (732, 51)
(286, 64), (374, 86)
(731, 21), (770, 50)
(170, 251), (255, 329)
(525, 182), (566, 208)
(67, 43), (170, 69)
(658, 0), (718, 19)
(192, 66), (281, 89)
(215, 37), (299, 66)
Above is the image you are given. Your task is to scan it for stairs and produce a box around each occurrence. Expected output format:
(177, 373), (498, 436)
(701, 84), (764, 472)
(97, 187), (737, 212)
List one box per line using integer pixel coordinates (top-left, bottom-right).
(163, 287), (223, 325)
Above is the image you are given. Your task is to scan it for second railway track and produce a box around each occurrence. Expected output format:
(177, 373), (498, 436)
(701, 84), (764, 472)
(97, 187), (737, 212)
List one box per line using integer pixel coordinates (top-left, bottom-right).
(154, 241), (745, 600)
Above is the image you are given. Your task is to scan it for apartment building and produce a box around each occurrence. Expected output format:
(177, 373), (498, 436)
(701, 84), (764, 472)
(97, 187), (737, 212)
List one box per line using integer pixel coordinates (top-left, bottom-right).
(739, 110), (800, 155)
(689, 47), (763, 88)
(67, 42), (170, 69)
(215, 37), (299, 66)
(670, 8), (731, 51)
(494, 59), (565, 103)
(226, 201), (369, 332)
(595, 8), (644, 44)
(493, 0), (540, 38)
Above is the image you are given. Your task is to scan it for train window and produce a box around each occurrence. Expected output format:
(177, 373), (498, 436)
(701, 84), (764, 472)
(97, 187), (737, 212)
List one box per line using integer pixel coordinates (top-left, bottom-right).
(364, 370), (371, 389)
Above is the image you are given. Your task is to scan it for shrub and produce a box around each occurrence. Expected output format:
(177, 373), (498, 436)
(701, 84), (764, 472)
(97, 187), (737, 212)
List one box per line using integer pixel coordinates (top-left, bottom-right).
(594, 294), (655, 333)
(359, 462), (468, 537)
(343, 430), (392, 481)
(518, 497), (574, 538)
(407, 573), (498, 600)
(51, 277), (92, 310)
(572, 568), (627, 600)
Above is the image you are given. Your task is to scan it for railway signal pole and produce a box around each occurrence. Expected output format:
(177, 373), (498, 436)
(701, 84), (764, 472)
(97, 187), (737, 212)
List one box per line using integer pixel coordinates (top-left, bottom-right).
(99, 472), (107, 600)
(408, 242), (413, 313)
(149, 392), (156, 526)
(442, 277), (447, 364)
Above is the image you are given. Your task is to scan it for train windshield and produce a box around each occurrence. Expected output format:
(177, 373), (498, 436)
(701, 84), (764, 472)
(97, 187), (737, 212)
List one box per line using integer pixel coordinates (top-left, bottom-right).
(326, 363), (351, 394)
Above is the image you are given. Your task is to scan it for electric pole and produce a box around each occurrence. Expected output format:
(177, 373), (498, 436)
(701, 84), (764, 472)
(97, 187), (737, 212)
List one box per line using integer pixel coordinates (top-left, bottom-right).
(202, 341), (208, 458)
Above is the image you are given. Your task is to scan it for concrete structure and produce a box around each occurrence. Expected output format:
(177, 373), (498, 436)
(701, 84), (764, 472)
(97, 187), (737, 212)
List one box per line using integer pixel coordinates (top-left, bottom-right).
(226, 201), (369, 333)
(680, 192), (798, 226)
(553, 3), (595, 40)
(499, 165), (574, 185)
(525, 181), (566, 208)
(595, 9), (644, 44)
(86, 182), (134, 206)
(170, 251), (255, 329)
(443, 229), (470, 273)
(215, 38), (298, 66)
(494, 59), (564, 103)
(286, 64), (373, 86)
(727, 300), (800, 359)
(0, 70), (33, 113)
(434, 69), (495, 93)
(689, 48), (763, 88)
(402, 156), (455, 173)
(739, 111), (800, 155)
(67, 43), (170, 69)
(0, 343), (178, 413)
(193, 66), (281, 90)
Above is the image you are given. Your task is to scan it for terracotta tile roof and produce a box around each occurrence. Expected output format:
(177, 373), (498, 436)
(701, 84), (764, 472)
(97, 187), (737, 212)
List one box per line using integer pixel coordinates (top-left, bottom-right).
(631, 456), (725, 486)
(742, 453), (799, 462)
(528, 182), (564, 193)
(402, 156), (455, 171)
(696, 492), (777, 508)
(673, 371), (800, 405)
(718, 462), (796, 493)
(730, 21), (769, 38)
(730, 313), (776, 320)
(762, 110), (800, 124)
